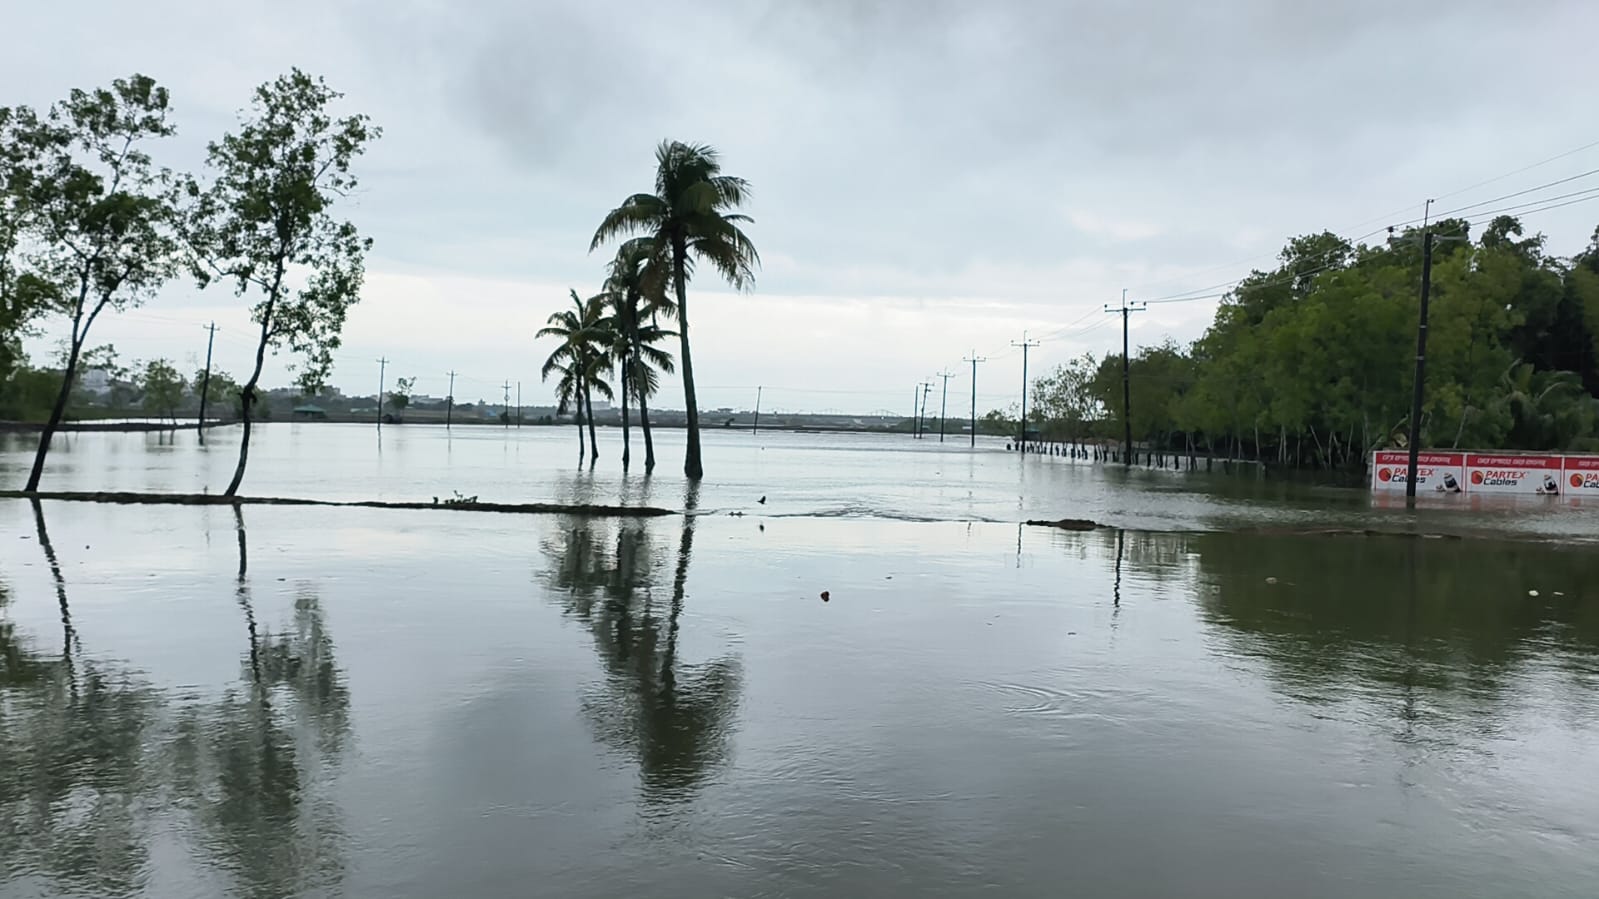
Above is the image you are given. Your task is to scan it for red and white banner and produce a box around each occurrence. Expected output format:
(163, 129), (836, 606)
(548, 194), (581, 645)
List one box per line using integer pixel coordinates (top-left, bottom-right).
(1565, 455), (1599, 495)
(1465, 453), (1564, 495)
(1371, 451), (1599, 495)
(1370, 451), (1465, 493)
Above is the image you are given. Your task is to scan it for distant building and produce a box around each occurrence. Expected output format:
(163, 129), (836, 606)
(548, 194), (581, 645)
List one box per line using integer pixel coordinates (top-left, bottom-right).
(80, 368), (112, 397)
(292, 404), (328, 420)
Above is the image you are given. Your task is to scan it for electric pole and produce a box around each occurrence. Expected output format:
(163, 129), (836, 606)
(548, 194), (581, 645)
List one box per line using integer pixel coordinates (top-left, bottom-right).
(501, 381), (512, 428)
(753, 386), (762, 434)
(445, 370), (457, 429)
(921, 382), (933, 440)
(936, 370), (956, 442)
(197, 322), (218, 430)
(1011, 333), (1039, 450)
(1406, 199), (1437, 500)
(1106, 291), (1145, 466)
(516, 381), (522, 427)
(912, 385), (922, 438)
(963, 351), (986, 447)
(376, 357), (388, 430)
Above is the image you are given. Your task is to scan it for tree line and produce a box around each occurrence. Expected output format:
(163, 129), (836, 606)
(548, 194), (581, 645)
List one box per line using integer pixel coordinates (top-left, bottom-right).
(1010, 217), (1599, 468)
(1, 70), (378, 494)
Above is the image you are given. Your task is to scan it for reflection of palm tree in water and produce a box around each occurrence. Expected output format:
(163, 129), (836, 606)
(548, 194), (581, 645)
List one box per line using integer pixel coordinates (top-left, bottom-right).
(542, 482), (742, 804)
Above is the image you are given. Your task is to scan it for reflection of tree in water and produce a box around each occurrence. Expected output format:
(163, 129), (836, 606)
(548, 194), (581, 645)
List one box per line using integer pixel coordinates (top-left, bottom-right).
(0, 503), (159, 897)
(0, 503), (353, 898)
(1188, 532), (1599, 716)
(539, 498), (742, 805)
(166, 507), (351, 898)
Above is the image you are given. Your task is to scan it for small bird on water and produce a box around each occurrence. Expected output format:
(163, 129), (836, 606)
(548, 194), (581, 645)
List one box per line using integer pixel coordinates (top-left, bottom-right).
(758, 495), (767, 504)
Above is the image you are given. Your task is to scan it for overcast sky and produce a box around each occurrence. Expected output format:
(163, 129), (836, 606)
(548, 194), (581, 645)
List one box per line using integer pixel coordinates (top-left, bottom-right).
(8, 0), (1598, 414)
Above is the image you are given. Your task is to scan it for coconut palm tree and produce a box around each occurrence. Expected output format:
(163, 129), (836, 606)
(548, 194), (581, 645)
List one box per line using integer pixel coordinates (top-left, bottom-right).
(604, 237), (676, 471)
(591, 141), (758, 479)
(539, 289), (612, 463)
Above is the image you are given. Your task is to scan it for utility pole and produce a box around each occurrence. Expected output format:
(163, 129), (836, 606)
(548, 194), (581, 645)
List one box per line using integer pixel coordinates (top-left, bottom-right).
(516, 381), (522, 427)
(1011, 333), (1040, 451)
(1405, 199), (1437, 500)
(912, 385), (922, 438)
(753, 385), (762, 434)
(376, 357), (388, 430)
(1106, 291), (1145, 466)
(921, 382), (933, 440)
(445, 370), (456, 429)
(501, 381), (512, 428)
(936, 370), (956, 442)
(196, 322), (218, 430)
(963, 351), (986, 447)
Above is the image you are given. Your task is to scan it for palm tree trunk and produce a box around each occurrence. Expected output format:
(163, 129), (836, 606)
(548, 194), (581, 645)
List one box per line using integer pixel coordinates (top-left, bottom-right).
(584, 381), (599, 463)
(620, 362), (631, 470)
(672, 235), (703, 479)
(638, 381), (656, 472)
(575, 394), (585, 464)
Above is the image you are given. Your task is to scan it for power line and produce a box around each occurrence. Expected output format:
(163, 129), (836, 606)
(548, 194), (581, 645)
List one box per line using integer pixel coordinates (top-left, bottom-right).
(1432, 137), (1599, 202)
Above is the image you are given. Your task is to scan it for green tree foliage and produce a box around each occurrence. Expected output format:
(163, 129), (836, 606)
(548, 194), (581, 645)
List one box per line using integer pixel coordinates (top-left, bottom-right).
(192, 366), (240, 419)
(591, 141), (758, 479)
(7, 75), (179, 490)
(602, 236), (675, 471)
(137, 357), (185, 424)
(387, 375), (414, 417)
(185, 69), (379, 496)
(1029, 353), (1099, 440)
(540, 290), (614, 463)
(1025, 216), (1599, 465)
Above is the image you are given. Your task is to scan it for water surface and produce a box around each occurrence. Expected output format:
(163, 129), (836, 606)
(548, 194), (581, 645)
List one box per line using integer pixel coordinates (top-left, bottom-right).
(5, 424), (1597, 540)
(2, 496), (1596, 898)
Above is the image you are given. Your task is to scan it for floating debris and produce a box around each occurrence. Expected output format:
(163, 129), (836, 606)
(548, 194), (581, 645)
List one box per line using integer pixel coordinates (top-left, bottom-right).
(820, 590), (830, 603)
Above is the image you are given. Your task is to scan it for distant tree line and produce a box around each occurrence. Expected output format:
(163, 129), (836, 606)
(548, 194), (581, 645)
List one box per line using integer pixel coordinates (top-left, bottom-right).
(1001, 217), (1599, 467)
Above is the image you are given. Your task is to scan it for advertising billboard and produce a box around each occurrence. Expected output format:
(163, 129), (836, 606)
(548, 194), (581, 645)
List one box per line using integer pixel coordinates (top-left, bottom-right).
(1369, 451), (1465, 493)
(1371, 451), (1599, 496)
(1464, 454), (1564, 495)
(1565, 455), (1599, 495)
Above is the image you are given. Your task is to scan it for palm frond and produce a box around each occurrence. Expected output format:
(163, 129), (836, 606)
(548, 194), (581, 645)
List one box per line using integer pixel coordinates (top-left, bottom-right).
(590, 194), (668, 251)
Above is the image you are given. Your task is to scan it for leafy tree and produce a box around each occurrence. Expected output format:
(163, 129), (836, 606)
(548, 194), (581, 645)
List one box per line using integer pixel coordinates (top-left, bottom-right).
(11, 75), (179, 490)
(1030, 353), (1099, 441)
(387, 375), (414, 418)
(1, 105), (55, 389)
(185, 69), (378, 496)
(539, 289), (613, 463)
(192, 367), (240, 420)
(137, 357), (185, 425)
(591, 141), (758, 479)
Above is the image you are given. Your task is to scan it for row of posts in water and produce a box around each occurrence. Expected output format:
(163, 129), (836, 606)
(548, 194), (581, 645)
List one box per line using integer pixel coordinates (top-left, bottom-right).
(1003, 440), (1266, 474)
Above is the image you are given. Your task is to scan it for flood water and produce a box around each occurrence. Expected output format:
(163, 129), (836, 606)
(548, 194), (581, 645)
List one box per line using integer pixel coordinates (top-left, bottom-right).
(2, 426), (1598, 897)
